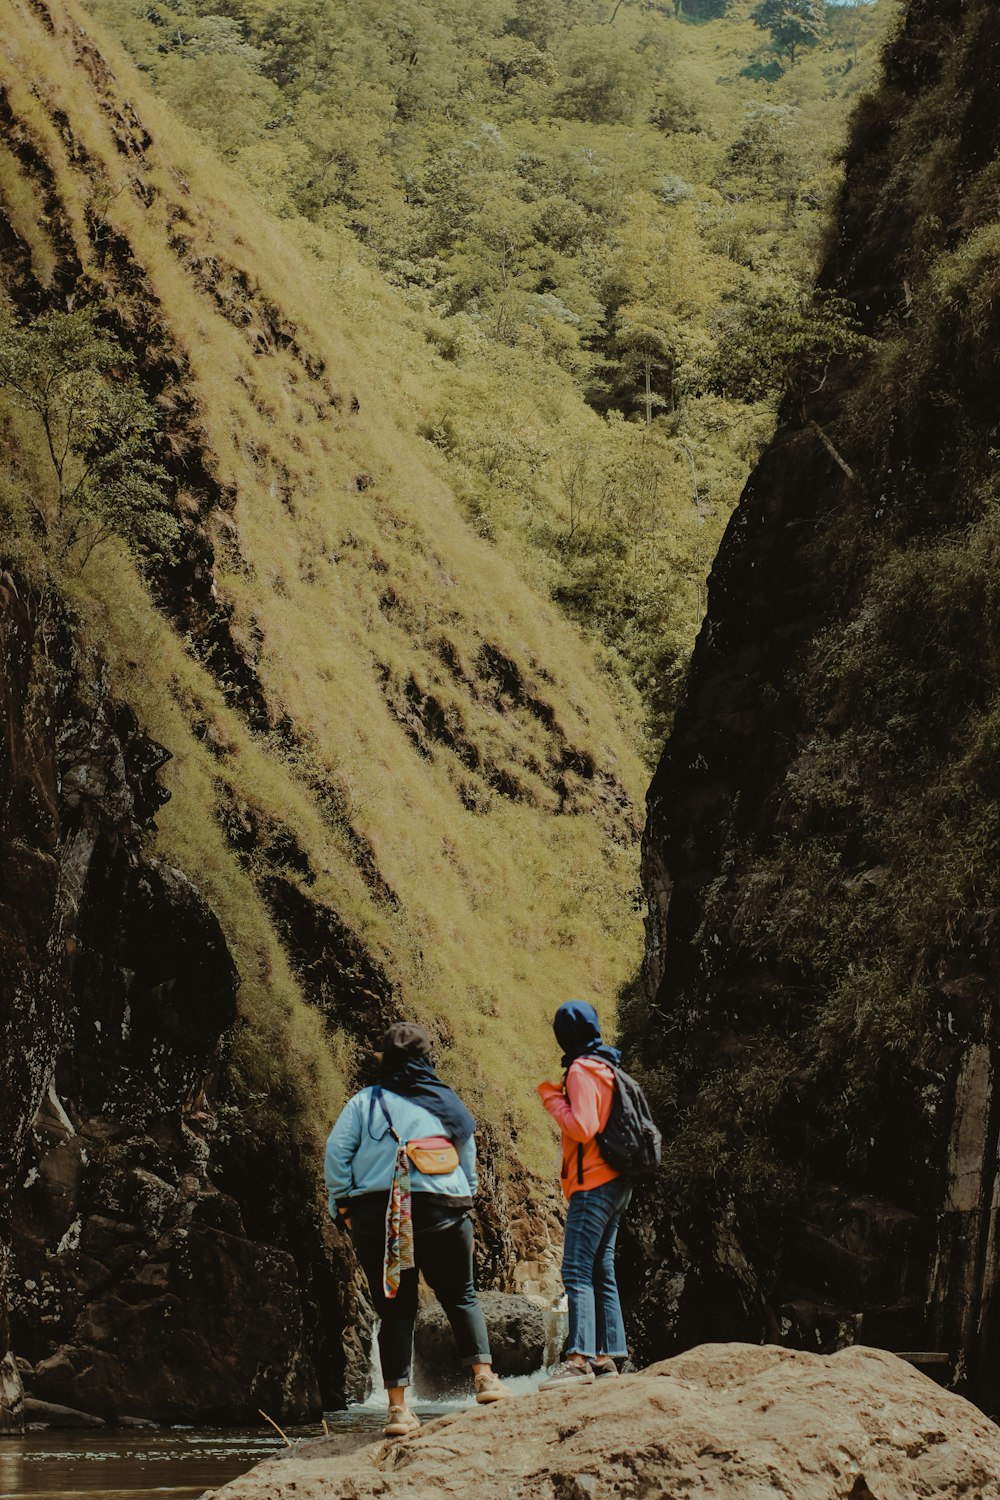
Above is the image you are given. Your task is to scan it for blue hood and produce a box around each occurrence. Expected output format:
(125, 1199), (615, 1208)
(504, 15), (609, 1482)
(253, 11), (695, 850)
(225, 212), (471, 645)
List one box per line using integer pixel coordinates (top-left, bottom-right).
(553, 1000), (621, 1070)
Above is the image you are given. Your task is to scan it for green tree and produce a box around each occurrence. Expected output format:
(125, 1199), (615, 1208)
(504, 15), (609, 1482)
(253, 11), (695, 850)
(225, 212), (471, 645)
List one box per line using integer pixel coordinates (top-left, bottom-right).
(158, 50), (281, 159)
(750, 0), (826, 66)
(248, 0), (343, 93)
(503, 0), (570, 51)
(827, 0), (881, 68)
(718, 103), (802, 214)
(553, 26), (649, 124)
(599, 199), (713, 421)
(611, 305), (676, 426)
(485, 36), (555, 93)
(0, 307), (178, 569)
(711, 285), (872, 406)
(674, 0), (730, 17)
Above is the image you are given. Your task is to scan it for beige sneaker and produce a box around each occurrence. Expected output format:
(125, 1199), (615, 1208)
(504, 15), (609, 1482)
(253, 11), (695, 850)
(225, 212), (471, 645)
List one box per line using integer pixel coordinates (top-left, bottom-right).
(383, 1404), (421, 1436)
(474, 1370), (508, 1404)
(538, 1359), (595, 1391)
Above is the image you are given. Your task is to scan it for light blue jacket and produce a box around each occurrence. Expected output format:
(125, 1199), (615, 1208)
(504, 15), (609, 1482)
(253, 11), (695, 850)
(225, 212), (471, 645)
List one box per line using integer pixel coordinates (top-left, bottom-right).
(324, 1086), (478, 1215)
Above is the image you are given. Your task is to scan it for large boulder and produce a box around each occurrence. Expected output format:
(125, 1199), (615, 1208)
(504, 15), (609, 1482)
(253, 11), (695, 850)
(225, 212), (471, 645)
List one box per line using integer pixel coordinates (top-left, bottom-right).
(413, 1291), (546, 1395)
(203, 1343), (1000, 1500)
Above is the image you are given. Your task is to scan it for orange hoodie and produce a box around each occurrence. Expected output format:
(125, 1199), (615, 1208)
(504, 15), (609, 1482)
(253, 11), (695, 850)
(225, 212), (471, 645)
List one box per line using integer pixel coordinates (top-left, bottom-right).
(537, 1056), (619, 1199)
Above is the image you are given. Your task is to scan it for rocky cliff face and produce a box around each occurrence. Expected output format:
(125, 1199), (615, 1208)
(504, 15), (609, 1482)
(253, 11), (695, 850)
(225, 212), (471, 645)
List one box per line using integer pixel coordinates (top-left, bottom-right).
(631, 0), (1000, 1413)
(0, 573), (368, 1427)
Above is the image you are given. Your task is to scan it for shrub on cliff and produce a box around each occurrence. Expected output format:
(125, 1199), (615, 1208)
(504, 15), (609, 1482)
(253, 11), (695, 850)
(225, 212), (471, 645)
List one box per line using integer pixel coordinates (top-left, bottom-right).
(0, 305), (179, 571)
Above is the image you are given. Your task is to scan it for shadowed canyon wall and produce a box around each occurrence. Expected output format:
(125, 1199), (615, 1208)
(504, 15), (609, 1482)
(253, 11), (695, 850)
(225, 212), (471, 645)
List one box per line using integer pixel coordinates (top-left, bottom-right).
(0, 575), (370, 1427)
(629, 0), (1000, 1414)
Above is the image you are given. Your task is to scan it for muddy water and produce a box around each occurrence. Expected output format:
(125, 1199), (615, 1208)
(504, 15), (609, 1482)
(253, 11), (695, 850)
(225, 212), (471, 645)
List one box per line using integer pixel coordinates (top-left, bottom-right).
(0, 1427), (289, 1500)
(0, 1404), (395, 1500)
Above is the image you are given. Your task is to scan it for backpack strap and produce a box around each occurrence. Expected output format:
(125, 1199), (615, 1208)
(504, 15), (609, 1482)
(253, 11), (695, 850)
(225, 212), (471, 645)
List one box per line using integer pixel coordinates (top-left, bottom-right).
(369, 1086), (401, 1143)
(566, 1056), (617, 1185)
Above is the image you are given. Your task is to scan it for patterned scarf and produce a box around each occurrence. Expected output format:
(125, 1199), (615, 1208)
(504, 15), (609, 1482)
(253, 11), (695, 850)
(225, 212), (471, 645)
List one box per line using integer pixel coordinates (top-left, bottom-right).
(383, 1140), (415, 1298)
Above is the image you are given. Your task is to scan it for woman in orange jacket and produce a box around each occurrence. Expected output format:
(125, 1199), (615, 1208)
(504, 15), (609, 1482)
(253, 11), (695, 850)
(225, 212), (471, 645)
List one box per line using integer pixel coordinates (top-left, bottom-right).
(537, 1000), (631, 1388)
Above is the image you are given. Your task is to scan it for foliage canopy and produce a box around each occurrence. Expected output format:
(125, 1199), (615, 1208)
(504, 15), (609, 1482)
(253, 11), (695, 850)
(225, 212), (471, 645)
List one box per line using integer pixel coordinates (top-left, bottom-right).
(0, 306), (178, 570)
(84, 0), (895, 746)
(751, 0), (827, 66)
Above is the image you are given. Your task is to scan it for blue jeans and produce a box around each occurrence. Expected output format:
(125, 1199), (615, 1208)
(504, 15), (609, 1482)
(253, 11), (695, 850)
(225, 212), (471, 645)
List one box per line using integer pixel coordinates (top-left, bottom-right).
(562, 1175), (632, 1360)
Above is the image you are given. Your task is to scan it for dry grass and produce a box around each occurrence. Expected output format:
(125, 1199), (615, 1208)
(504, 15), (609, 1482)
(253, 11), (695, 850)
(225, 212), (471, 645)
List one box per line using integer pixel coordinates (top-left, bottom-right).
(1, 0), (645, 1179)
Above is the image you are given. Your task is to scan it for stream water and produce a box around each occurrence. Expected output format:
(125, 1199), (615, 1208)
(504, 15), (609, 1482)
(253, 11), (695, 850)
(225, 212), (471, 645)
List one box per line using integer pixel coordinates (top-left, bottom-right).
(0, 1302), (568, 1500)
(0, 1426), (289, 1500)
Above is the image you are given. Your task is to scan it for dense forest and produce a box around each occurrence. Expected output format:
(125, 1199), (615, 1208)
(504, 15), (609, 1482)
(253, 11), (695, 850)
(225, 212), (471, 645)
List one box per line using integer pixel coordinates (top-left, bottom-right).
(84, 0), (895, 746)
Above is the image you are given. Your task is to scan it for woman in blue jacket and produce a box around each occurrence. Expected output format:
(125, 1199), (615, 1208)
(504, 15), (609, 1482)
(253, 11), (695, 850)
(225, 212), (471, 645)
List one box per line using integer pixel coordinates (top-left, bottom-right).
(325, 1021), (505, 1435)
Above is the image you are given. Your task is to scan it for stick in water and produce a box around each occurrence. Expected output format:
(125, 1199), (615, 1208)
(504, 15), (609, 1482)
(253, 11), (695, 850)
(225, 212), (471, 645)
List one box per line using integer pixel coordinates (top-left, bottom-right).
(258, 1408), (293, 1447)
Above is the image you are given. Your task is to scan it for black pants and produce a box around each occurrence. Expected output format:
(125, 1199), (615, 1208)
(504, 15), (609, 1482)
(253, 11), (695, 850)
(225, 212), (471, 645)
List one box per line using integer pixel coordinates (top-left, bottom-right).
(351, 1202), (491, 1388)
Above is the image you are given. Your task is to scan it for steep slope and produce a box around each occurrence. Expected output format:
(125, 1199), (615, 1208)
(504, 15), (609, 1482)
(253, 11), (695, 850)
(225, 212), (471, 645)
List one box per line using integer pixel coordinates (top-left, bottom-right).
(0, 0), (643, 1425)
(630, 0), (1000, 1414)
(85, 0), (895, 749)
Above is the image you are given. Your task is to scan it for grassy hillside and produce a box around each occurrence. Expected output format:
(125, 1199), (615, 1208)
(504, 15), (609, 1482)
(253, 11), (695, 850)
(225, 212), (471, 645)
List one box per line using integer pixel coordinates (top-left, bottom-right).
(0, 0), (645, 1194)
(84, 0), (898, 747)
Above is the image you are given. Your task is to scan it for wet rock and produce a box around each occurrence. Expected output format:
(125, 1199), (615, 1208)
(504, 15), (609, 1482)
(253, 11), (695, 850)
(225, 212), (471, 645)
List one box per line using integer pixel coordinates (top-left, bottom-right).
(23, 1396), (105, 1428)
(29, 1222), (320, 1423)
(468, 1131), (518, 1291)
(508, 1186), (563, 1303)
(274, 1432), (375, 1462)
(0, 1353), (23, 1434)
(413, 1292), (545, 1395)
(201, 1344), (1000, 1500)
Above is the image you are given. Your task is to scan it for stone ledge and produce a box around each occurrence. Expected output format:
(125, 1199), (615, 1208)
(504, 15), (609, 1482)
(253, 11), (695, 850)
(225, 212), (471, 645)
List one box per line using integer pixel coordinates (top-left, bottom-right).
(201, 1341), (1000, 1500)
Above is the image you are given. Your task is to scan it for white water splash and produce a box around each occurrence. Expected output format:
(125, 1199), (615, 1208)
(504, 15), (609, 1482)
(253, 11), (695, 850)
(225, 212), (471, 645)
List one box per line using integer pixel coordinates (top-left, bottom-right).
(354, 1296), (568, 1418)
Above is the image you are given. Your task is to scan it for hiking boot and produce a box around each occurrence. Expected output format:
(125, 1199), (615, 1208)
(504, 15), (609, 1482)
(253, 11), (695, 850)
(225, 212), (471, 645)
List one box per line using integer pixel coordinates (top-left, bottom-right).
(538, 1359), (595, 1391)
(474, 1370), (508, 1404)
(589, 1356), (619, 1378)
(383, 1404), (421, 1437)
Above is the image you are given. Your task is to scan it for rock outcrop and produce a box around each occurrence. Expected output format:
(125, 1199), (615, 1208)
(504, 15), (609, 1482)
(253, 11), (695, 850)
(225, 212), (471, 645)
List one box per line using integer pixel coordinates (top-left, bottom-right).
(413, 1291), (546, 1395)
(0, 574), (368, 1426)
(629, 0), (1000, 1415)
(203, 1343), (1000, 1499)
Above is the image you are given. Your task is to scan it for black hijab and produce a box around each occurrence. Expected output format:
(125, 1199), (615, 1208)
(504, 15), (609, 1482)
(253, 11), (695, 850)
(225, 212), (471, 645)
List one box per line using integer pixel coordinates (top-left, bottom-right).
(553, 1000), (621, 1070)
(378, 1056), (476, 1144)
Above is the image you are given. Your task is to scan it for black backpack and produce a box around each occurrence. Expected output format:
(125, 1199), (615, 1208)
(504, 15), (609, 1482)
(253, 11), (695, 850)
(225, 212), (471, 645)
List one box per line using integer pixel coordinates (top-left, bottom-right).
(593, 1064), (662, 1179)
